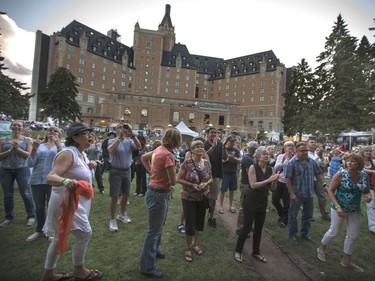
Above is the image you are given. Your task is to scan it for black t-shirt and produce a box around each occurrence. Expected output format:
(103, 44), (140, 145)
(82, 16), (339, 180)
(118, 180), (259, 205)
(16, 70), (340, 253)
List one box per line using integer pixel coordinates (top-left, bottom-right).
(205, 140), (223, 178)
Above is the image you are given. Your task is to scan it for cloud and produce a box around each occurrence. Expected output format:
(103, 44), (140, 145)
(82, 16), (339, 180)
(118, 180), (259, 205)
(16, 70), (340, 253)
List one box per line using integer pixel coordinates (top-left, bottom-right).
(0, 14), (34, 88)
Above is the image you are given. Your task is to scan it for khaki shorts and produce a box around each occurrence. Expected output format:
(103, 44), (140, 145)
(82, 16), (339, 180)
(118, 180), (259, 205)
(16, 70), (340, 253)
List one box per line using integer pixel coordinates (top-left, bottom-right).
(209, 178), (221, 201)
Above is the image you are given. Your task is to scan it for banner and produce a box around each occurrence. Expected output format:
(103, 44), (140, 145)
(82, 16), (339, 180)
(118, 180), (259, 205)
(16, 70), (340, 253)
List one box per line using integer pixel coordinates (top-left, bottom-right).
(0, 121), (12, 137)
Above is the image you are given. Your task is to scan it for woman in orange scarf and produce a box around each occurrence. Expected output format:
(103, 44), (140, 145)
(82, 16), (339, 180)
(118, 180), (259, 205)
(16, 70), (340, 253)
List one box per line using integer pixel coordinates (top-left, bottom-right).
(40, 123), (103, 281)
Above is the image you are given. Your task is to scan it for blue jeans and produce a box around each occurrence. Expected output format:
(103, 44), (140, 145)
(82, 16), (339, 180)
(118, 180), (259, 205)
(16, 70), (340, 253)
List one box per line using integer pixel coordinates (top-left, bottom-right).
(288, 196), (313, 238)
(0, 167), (35, 220)
(140, 188), (170, 274)
(31, 184), (51, 232)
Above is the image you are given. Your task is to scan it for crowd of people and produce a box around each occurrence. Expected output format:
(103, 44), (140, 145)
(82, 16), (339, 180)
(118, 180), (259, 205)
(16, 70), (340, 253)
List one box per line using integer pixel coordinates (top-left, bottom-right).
(1, 120), (375, 279)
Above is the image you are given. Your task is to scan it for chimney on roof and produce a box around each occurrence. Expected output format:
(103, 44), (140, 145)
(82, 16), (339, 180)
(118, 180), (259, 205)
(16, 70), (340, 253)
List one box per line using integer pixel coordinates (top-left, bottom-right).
(107, 29), (121, 42)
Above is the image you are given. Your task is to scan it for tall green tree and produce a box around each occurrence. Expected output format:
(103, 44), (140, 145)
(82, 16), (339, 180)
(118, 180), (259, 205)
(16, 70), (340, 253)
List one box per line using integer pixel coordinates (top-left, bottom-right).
(282, 59), (315, 139)
(39, 67), (82, 125)
(315, 14), (360, 135)
(0, 52), (32, 120)
(355, 36), (375, 129)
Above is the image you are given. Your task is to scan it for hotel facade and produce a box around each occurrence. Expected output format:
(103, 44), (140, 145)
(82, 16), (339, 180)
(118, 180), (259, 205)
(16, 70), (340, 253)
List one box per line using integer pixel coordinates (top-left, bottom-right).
(30, 4), (288, 138)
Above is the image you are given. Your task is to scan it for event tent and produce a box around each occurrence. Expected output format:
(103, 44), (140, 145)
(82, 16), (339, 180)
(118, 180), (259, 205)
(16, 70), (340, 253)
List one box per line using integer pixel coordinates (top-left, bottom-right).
(175, 121), (199, 138)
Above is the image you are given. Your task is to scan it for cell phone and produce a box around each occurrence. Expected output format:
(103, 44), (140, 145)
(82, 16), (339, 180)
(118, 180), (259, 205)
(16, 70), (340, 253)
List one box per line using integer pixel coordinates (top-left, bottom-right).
(123, 124), (130, 130)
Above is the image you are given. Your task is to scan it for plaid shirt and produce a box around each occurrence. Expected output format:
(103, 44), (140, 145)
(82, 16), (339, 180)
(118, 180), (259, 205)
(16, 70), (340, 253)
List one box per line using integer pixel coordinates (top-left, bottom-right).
(285, 155), (322, 198)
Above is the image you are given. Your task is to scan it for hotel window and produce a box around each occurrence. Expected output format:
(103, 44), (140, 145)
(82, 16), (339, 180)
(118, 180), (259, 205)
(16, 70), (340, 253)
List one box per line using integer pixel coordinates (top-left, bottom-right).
(259, 109), (264, 117)
(77, 77), (83, 83)
(66, 64), (70, 70)
(92, 54), (96, 60)
(79, 58), (84, 65)
(121, 81), (126, 87)
(102, 75), (106, 81)
(250, 97), (254, 102)
(80, 50), (85, 55)
(91, 72), (95, 78)
(175, 89), (179, 94)
(78, 68), (84, 74)
(92, 63), (96, 69)
(258, 121), (263, 129)
(103, 67), (106, 73)
(88, 95), (95, 103)
(204, 114), (210, 124)
(175, 81), (179, 87)
(260, 96), (264, 102)
(219, 115), (224, 125)
(99, 97), (105, 104)
(113, 70), (117, 75)
(260, 88), (265, 94)
(90, 81), (94, 86)
(146, 41), (152, 48)
(269, 122), (273, 131)
(185, 82), (189, 88)
(173, 112), (179, 122)
(189, 113), (195, 123)
(76, 93), (83, 101)
(67, 54), (71, 60)
(121, 73), (126, 79)
(269, 109), (274, 116)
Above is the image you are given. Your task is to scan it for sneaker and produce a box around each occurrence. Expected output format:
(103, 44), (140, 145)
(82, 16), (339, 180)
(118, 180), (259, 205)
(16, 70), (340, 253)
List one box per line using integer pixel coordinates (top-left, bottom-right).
(177, 224), (186, 234)
(289, 236), (299, 245)
(301, 235), (316, 245)
(109, 219), (118, 232)
(26, 232), (43, 242)
(26, 218), (36, 227)
(219, 207), (224, 214)
(0, 219), (11, 227)
(229, 206), (236, 213)
(208, 217), (217, 228)
(117, 213), (131, 224)
(99, 190), (104, 194)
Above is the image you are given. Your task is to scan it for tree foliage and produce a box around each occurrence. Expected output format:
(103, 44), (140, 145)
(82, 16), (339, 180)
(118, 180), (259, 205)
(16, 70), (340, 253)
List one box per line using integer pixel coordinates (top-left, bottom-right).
(0, 50), (33, 119)
(282, 59), (316, 139)
(39, 67), (82, 125)
(283, 14), (375, 137)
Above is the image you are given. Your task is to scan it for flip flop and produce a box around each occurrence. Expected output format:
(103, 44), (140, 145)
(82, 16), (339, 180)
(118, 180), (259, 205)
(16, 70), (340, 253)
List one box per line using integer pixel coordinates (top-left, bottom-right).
(184, 250), (192, 262)
(234, 252), (243, 263)
(340, 262), (364, 273)
(316, 248), (326, 262)
(192, 245), (203, 255)
(74, 269), (103, 281)
(252, 254), (267, 263)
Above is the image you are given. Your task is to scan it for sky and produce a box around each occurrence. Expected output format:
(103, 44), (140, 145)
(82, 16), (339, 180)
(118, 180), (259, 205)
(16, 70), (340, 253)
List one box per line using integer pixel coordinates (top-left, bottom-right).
(1, 0), (374, 91)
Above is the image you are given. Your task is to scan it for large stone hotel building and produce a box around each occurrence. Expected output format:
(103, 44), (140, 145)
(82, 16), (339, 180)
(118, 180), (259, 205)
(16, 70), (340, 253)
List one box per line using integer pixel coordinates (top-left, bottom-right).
(30, 4), (288, 138)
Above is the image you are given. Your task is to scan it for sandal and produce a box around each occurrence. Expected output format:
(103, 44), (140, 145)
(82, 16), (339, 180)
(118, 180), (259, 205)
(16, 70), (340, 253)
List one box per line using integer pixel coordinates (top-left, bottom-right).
(192, 245), (203, 255)
(252, 254), (267, 263)
(234, 252), (243, 263)
(316, 248), (326, 262)
(184, 249), (192, 262)
(74, 269), (103, 281)
(55, 272), (73, 281)
(340, 262), (364, 273)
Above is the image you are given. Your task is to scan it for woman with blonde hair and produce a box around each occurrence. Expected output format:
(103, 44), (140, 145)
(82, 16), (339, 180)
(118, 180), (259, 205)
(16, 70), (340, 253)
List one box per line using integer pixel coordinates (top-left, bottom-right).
(26, 126), (63, 242)
(0, 120), (35, 227)
(317, 153), (371, 272)
(140, 128), (181, 279)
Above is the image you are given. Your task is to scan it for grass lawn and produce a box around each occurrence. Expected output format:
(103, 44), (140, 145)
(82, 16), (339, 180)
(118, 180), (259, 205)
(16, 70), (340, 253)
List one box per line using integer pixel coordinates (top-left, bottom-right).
(0, 173), (374, 280)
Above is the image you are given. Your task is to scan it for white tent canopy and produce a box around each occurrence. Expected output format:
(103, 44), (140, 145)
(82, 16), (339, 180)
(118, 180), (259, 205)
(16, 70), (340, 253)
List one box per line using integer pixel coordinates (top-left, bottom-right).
(175, 121), (199, 137)
(267, 130), (280, 140)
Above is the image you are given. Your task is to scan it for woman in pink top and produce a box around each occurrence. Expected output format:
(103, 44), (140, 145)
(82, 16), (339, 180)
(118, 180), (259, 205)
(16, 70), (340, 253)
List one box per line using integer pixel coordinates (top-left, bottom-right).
(139, 128), (181, 279)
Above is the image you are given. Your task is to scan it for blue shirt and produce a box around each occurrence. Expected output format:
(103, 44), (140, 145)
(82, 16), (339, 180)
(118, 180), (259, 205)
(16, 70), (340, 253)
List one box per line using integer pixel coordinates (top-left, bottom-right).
(285, 155), (322, 198)
(108, 138), (134, 169)
(28, 144), (60, 185)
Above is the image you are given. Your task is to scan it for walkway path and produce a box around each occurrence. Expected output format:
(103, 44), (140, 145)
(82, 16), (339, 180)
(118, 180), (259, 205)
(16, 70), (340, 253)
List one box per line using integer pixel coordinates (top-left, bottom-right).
(219, 198), (323, 281)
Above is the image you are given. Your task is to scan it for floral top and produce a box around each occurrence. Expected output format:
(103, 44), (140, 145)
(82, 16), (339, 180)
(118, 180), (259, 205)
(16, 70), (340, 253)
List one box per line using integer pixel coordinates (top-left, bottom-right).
(333, 169), (367, 214)
(180, 158), (212, 201)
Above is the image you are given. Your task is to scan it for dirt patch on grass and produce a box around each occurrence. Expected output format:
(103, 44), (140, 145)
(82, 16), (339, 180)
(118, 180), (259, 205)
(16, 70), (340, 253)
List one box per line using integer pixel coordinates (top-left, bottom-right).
(218, 199), (324, 281)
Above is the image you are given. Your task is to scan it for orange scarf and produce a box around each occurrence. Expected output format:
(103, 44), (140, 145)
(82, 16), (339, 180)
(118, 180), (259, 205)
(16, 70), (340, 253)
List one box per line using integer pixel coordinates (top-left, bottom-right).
(57, 180), (94, 254)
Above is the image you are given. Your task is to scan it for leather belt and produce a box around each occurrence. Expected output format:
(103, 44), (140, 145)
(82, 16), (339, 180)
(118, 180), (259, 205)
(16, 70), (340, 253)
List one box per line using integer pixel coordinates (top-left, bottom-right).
(148, 186), (170, 193)
(111, 167), (130, 172)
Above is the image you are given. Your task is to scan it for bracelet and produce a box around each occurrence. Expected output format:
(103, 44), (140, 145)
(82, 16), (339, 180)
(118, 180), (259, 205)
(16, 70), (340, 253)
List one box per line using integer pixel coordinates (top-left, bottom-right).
(115, 138), (121, 142)
(335, 204), (341, 210)
(62, 178), (70, 186)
